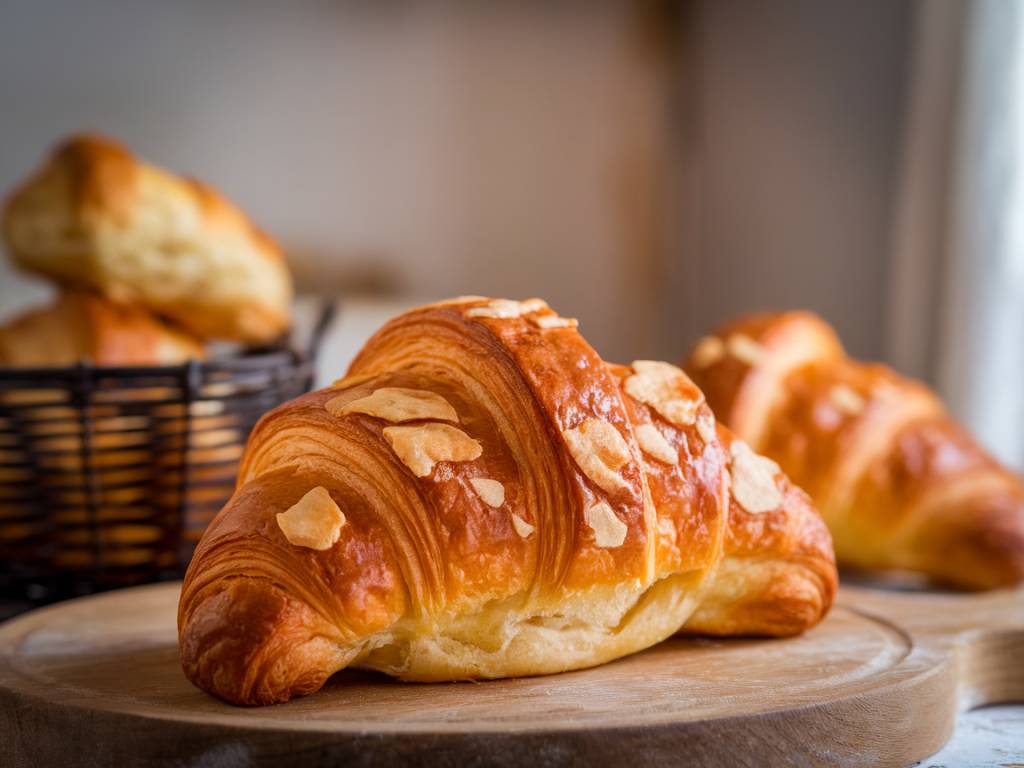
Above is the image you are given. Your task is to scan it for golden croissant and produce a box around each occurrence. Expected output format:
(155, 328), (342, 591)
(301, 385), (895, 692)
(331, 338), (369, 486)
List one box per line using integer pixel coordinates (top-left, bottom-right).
(684, 310), (1024, 590)
(179, 298), (836, 705)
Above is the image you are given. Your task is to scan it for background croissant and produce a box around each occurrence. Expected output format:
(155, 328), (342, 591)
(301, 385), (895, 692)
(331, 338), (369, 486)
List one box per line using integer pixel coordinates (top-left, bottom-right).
(179, 298), (836, 706)
(684, 311), (1024, 590)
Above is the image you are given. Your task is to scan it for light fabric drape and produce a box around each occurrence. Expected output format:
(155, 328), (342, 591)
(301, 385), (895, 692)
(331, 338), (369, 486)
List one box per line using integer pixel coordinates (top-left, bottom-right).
(889, 0), (1024, 470)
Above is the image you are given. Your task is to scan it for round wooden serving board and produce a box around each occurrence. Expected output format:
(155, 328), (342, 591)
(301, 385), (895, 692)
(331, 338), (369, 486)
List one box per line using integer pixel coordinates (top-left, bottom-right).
(0, 582), (1021, 767)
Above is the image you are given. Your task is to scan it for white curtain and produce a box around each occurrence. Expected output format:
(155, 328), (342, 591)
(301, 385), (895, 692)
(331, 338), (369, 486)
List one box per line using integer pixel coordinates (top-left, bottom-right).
(889, 0), (1024, 470)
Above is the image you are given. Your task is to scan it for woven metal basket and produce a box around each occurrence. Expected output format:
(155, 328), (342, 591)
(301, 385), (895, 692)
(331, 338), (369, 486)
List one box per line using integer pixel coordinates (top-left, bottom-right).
(0, 304), (334, 606)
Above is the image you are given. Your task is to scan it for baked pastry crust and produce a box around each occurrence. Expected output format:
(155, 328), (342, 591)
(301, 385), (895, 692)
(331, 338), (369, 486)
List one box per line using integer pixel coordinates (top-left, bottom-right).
(0, 290), (203, 366)
(2, 134), (292, 343)
(685, 310), (1024, 589)
(179, 298), (835, 706)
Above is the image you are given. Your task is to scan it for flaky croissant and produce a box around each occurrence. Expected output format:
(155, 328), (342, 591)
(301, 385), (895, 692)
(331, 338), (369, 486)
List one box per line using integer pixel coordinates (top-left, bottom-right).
(684, 310), (1024, 590)
(179, 298), (835, 706)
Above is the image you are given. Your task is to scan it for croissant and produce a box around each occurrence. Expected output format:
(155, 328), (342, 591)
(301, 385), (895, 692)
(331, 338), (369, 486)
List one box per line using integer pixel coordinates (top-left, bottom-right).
(684, 310), (1024, 589)
(179, 298), (836, 705)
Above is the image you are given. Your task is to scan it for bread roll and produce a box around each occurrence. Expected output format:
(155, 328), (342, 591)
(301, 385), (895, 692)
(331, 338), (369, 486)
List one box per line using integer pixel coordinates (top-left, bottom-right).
(2, 134), (292, 343)
(0, 290), (203, 366)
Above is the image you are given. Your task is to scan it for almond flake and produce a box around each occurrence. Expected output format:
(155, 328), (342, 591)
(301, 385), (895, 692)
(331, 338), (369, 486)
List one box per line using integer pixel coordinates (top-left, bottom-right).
(729, 440), (782, 514)
(530, 314), (579, 330)
(830, 384), (865, 415)
(585, 501), (628, 548)
(383, 423), (483, 478)
(727, 334), (764, 366)
(624, 360), (704, 427)
(470, 477), (505, 507)
(327, 387), (458, 423)
(517, 298), (547, 313)
(431, 295), (488, 306)
(276, 486), (346, 550)
(510, 513), (535, 538)
(696, 411), (717, 443)
(562, 418), (632, 493)
(466, 298), (548, 319)
(635, 423), (676, 464)
(691, 336), (726, 368)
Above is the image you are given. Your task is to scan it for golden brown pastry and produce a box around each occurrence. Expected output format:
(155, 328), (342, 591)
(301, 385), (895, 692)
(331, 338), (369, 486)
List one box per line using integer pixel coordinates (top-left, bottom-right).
(179, 297), (835, 706)
(684, 310), (1024, 590)
(0, 290), (204, 366)
(2, 134), (292, 343)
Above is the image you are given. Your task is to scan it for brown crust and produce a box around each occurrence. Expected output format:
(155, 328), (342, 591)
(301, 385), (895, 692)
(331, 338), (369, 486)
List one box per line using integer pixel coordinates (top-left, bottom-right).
(685, 310), (1024, 589)
(2, 134), (291, 343)
(53, 134), (137, 224)
(179, 298), (836, 706)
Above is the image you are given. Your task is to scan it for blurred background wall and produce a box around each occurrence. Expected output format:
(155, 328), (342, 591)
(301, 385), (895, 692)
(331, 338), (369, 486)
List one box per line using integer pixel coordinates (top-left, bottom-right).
(0, 0), (911, 356)
(0, 0), (678, 364)
(5, 0), (1019, 465)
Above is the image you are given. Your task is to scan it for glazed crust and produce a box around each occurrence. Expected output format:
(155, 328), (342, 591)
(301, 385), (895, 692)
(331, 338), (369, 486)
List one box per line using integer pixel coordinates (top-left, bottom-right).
(0, 290), (204, 366)
(2, 134), (292, 343)
(179, 298), (836, 706)
(685, 310), (1024, 590)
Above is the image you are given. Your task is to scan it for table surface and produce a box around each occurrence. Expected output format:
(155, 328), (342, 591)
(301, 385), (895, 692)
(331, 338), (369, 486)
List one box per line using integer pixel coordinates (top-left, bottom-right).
(922, 705), (1024, 767)
(2, 594), (1022, 767)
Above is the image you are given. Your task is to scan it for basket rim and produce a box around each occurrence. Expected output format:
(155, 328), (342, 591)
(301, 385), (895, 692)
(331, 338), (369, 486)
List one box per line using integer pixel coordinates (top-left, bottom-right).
(0, 347), (309, 380)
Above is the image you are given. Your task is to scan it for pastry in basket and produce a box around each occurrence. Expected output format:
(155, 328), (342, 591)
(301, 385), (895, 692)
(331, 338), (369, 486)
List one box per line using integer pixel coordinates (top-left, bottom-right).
(684, 311), (1024, 589)
(0, 399), (249, 575)
(0, 289), (203, 366)
(2, 134), (293, 344)
(178, 297), (837, 706)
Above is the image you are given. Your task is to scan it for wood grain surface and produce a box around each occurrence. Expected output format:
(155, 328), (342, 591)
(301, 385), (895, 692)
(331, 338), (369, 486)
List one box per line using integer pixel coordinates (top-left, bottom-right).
(0, 582), (1021, 767)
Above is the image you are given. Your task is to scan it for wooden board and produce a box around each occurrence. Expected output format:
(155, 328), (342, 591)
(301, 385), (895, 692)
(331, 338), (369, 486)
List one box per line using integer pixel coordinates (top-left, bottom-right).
(0, 582), (1021, 767)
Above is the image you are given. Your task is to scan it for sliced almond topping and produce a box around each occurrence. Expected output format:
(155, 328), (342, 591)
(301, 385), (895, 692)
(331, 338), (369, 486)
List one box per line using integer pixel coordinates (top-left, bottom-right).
(696, 410), (717, 443)
(531, 314), (579, 330)
(466, 298), (548, 319)
(585, 501), (628, 548)
(276, 486), (346, 550)
(510, 513), (535, 538)
(830, 384), (865, 415)
(624, 360), (704, 427)
(727, 334), (764, 366)
(383, 423), (483, 478)
(691, 336), (726, 368)
(431, 295), (489, 306)
(562, 418), (632, 494)
(469, 477), (505, 508)
(729, 440), (782, 514)
(635, 424), (677, 464)
(327, 387), (458, 424)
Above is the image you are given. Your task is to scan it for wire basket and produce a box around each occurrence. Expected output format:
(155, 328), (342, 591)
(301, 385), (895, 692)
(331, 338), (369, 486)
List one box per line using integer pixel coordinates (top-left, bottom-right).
(0, 304), (334, 606)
